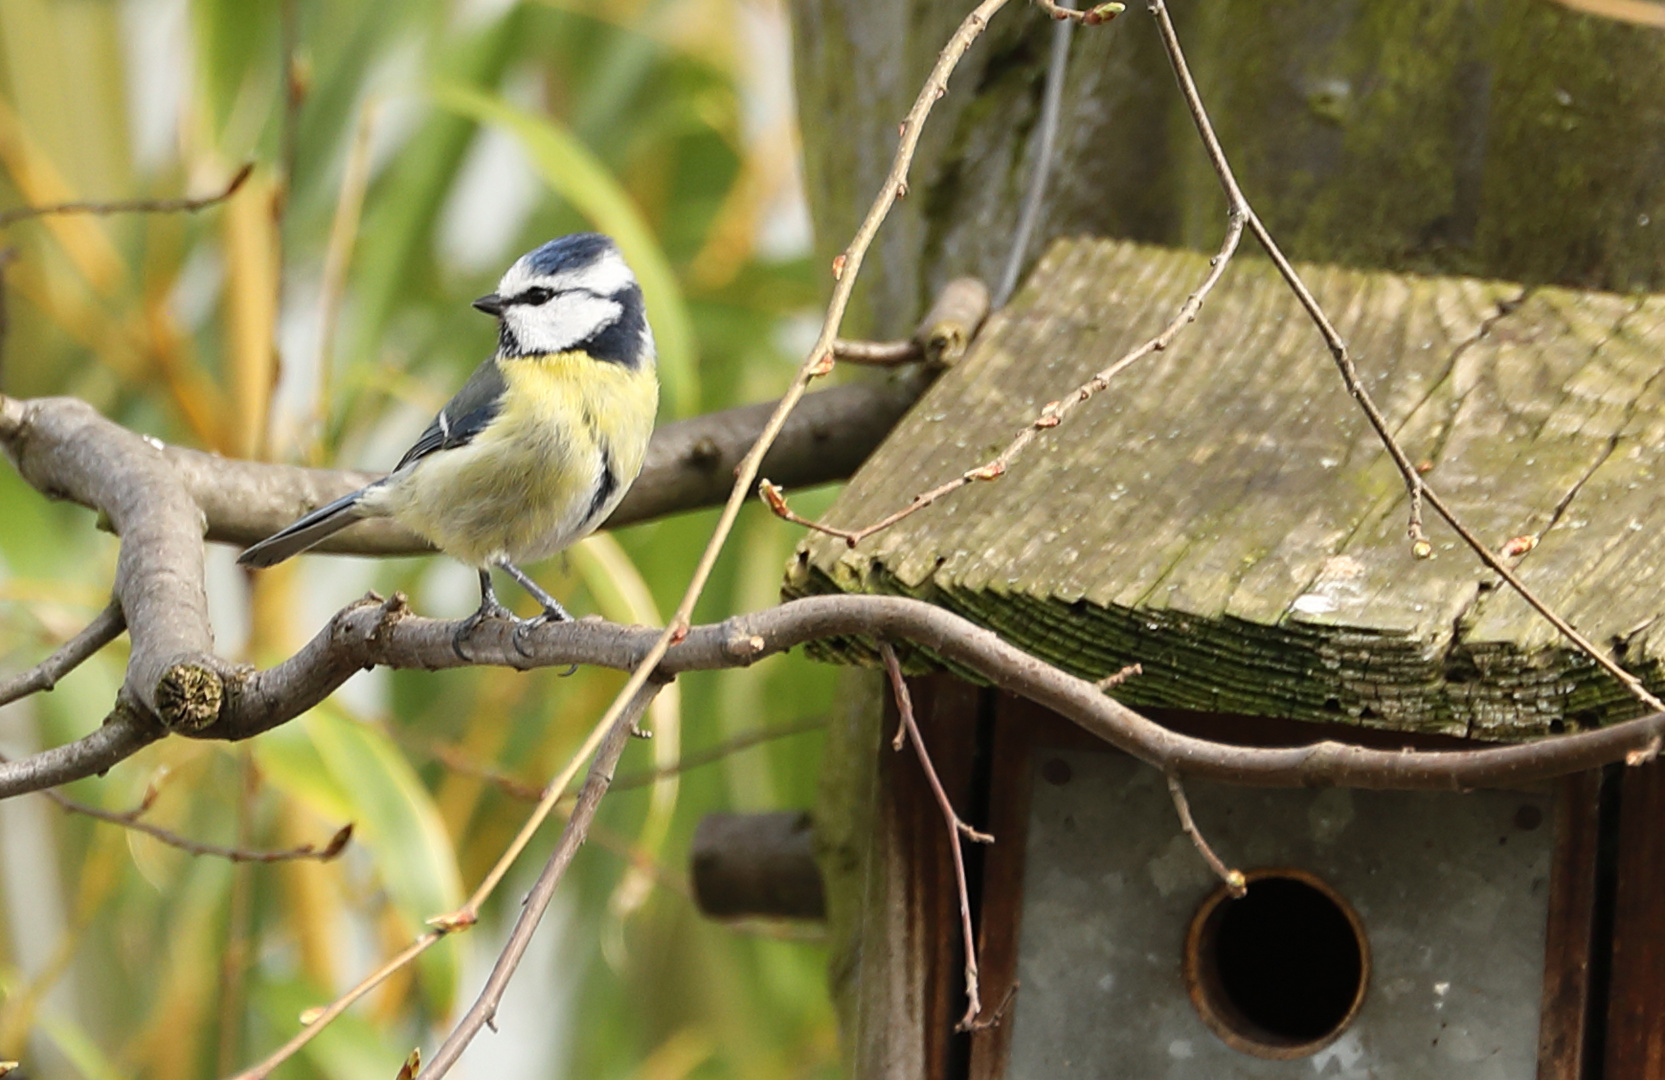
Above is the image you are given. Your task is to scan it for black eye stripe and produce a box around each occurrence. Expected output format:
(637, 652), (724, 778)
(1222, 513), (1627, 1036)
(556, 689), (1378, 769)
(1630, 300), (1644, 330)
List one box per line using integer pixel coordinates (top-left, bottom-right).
(513, 285), (556, 306)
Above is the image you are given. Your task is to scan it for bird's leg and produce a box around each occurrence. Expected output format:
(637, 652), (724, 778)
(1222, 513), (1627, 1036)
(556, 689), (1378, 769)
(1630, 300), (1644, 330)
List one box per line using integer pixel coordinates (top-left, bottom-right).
(453, 568), (515, 661)
(497, 561), (576, 665)
(498, 561), (573, 623)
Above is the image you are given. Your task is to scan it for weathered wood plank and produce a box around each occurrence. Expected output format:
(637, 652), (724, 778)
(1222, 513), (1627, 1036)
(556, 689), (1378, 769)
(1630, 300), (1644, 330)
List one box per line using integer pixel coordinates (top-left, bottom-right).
(817, 669), (982, 1080)
(787, 237), (1665, 738)
(1604, 757), (1665, 1080)
(1536, 771), (1601, 1080)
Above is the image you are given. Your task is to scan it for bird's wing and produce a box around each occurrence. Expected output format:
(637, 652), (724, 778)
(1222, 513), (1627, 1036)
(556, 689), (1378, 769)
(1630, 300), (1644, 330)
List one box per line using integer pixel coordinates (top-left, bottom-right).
(393, 358), (508, 472)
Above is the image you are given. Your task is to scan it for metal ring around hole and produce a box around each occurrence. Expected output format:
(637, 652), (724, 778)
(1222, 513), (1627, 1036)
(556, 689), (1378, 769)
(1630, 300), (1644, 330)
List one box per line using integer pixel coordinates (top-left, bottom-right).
(1182, 867), (1370, 1060)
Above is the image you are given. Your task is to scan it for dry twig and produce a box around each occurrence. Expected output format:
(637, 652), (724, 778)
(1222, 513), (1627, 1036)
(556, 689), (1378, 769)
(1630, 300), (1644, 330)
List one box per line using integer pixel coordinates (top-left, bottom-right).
(832, 338), (920, 365)
(1165, 773), (1245, 898)
(881, 643), (995, 1031)
(765, 207), (1245, 547)
(42, 783), (352, 864)
(411, 3), (1015, 1073)
(420, 681), (659, 1075)
(1094, 663), (1142, 691)
(0, 164), (253, 229)
(0, 601), (125, 708)
(1033, 0), (1126, 24)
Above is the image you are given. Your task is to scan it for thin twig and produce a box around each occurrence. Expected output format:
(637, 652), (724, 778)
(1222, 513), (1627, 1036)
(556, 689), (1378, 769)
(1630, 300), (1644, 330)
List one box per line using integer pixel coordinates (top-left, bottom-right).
(0, 164), (254, 228)
(0, 600), (125, 708)
(768, 209), (1245, 547)
(41, 784), (352, 864)
(1164, 772), (1244, 898)
(881, 643), (995, 1032)
(231, 931), (448, 1080)
(1140, 0), (1665, 722)
(401, 717), (827, 803)
(421, 680), (660, 1076)
(1094, 663), (1141, 691)
(1032, 0), (1126, 24)
(582, 0), (1014, 812)
(832, 338), (921, 365)
(386, 3), (1015, 1072)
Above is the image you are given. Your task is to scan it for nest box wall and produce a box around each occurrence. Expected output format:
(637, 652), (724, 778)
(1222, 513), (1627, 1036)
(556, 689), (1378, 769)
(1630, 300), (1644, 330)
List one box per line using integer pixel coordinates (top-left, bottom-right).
(1008, 750), (1555, 1077)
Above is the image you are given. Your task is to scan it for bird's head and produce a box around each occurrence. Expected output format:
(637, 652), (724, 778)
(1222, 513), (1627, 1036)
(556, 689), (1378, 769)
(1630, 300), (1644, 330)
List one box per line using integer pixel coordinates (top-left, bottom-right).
(475, 233), (655, 370)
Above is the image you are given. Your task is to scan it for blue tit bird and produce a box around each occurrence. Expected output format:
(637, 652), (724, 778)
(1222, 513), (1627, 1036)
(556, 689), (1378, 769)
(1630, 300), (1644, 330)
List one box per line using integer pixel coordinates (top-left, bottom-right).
(238, 232), (659, 653)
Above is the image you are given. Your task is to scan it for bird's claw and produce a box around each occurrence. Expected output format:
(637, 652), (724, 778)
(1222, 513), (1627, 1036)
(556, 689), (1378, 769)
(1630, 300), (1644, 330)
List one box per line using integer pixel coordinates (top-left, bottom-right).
(452, 599), (515, 662)
(510, 606), (576, 673)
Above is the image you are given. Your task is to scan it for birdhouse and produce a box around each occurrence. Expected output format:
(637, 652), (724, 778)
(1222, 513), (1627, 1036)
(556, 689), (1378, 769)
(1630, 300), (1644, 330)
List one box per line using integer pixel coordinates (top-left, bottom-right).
(770, 238), (1665, 1078)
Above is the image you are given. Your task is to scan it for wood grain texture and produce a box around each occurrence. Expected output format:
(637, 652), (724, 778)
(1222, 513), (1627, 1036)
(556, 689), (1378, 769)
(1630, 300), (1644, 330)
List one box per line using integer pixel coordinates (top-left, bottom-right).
(819, 671), (982, 1080)
(1605, 758), (1665, 1079)
(787, 237), (1665, 739)
(967, 694), (1041, 1080)
(1537, 771), (1601, 1080)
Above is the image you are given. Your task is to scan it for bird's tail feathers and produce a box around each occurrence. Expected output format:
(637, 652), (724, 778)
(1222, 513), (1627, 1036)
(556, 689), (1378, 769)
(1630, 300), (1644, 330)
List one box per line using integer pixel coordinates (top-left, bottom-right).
(236, 487), (375, 568)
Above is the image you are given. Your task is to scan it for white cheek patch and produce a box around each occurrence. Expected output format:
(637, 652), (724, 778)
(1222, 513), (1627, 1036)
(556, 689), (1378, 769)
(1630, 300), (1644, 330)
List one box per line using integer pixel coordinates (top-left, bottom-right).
(509, 292), (624, 354)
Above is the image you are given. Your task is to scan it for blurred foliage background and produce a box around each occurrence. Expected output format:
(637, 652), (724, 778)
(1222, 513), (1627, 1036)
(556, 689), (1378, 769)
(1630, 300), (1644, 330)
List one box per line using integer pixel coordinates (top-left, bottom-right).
(0, 0), (846, 1077)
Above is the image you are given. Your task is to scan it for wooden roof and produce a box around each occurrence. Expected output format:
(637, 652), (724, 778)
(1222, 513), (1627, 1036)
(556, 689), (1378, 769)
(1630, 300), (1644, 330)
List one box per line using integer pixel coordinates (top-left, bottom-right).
(786, 238), (1665, 740)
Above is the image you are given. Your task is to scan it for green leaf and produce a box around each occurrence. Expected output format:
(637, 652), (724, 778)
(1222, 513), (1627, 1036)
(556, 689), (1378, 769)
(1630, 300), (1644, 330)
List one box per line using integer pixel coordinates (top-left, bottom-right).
(433, 83), (699, 418)
(257, 708), (463, 1010)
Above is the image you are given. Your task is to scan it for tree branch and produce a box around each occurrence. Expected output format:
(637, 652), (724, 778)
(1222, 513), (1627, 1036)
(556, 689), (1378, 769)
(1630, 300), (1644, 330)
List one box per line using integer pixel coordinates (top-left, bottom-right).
(0, 709), (160, 797)
(148, 377), (929, 556)
(0, 367), (929, 786)
(0, 600), (125, 708)
(14, 589), (1665, 802)
(1165, 773), (1244, 897)
(41, 784), (353, 863)
(881, 643), (993, 1031)
(0, 164), (253, 229)
(1, 394), (239, 734)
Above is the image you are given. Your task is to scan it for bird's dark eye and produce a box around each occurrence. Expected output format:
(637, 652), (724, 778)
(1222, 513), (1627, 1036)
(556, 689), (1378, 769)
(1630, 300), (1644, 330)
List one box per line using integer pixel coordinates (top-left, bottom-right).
(515, 286), (556, 306)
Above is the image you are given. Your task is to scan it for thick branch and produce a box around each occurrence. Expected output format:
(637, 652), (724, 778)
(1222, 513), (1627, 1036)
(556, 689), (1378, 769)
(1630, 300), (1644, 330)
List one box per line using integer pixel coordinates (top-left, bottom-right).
(10, 591), (1660, 798)
(154, 378), (927, 555)
(0, 376), (923, 772)
(0, 396), (233, 730)
(0, 709), (161, 797)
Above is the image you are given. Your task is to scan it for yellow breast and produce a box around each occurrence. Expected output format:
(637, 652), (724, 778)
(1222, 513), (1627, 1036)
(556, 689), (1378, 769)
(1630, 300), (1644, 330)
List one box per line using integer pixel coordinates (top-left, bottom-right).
(387, 352), (658, 567)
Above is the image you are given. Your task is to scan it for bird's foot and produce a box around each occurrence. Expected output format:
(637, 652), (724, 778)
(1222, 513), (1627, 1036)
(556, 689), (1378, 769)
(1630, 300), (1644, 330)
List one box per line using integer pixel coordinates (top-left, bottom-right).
(453, 595), (516, 662)
(510, 600), (575, 667)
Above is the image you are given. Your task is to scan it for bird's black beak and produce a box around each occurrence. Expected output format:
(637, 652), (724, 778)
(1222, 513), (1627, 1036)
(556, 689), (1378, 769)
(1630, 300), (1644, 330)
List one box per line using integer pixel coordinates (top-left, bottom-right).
(472, 293), (505, 317)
